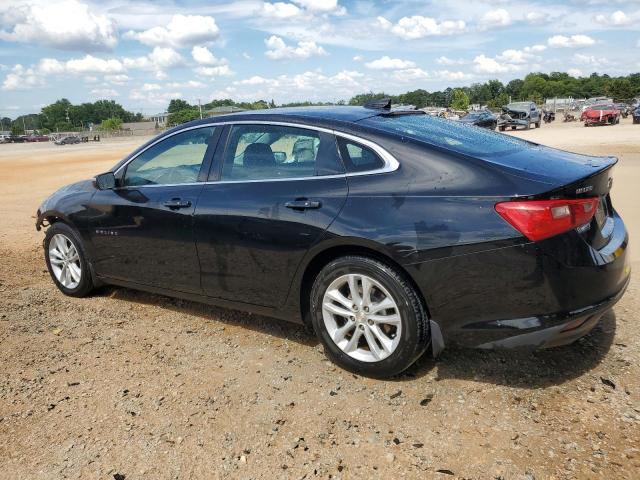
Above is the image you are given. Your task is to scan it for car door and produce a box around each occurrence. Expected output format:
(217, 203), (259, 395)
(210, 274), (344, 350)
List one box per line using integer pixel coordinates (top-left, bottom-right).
(194, 123), (348, 308)
(87, 126), (220, 293)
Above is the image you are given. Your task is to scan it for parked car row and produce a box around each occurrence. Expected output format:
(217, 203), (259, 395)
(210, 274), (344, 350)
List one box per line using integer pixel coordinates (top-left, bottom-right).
(0, 134), (51, 143)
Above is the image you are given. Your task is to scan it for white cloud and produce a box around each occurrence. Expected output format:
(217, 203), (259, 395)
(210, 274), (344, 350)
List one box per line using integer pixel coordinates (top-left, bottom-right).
(195, 65), (234, 77)
(65, 55), (125, 74)
(261, 2), (303, 19)
(229, 70), (365, 102)
(548, 34), (596, 48)
(192, 46), (227, 66)
(124, 47), (185, 72)
(167, 80), (206, 89)
(567, 68), (583, 77)
(480, 9), (511, 30)
(130, 89), (183, 105)
(435, 70), (472, 81)
(436, 56), (466, 66)
(524, 44), (547, 53)
(90, 88), (118, 97)
(392, 68), (430, 81)
(377, 15), (466, 39)
(142, 83), (161, 91)
(125, 14), (220, 48)
(264, 35), (327, 60)
(595, 10), (632, 26)
(1, 64), (43, 90)
(0, 0), (117, 52)
(472, 54), (521, 74)
(352, 55), (363, 62)
(365, 56), (416, 70)
(291, 0), (346, 15)
(572, 53), (609, 65)
(526, 12), (550, 25)
(105, 74), (130, 85)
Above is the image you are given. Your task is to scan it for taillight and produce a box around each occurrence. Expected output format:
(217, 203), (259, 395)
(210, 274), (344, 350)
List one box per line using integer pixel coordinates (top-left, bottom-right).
(495, 197), (599, 242)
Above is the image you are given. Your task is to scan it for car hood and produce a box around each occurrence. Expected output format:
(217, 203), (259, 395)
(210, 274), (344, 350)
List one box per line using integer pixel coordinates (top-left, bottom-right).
(584, 109), (617, 118)
(38, 179), (94, 213)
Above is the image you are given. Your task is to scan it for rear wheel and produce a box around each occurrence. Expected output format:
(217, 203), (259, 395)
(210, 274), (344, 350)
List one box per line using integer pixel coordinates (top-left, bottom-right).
(44, 223), (95, 297)
(310, 256), (430, 378)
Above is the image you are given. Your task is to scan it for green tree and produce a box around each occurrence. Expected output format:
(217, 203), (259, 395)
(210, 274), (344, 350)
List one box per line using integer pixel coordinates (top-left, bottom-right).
(348, 92), (390, 106)
(168, 99), (192, 113)
(450, 89), (470, 110)
(605, 78), (635, 102)
(168, 108), (200, 126)
(98, 117), (123, 131)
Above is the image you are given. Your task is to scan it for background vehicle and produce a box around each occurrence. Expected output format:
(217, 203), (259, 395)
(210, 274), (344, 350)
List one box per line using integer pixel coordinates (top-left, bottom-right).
(632, 105), (640, 124)
(26, 134), (50, 142)
(54, 135), (81, 145)
(498, 102), (541, 130)
(543, 110), (555, 123)
(581, 104), (621, 126)
(458, 110), (498, 130)
(36, 105), (630, 378)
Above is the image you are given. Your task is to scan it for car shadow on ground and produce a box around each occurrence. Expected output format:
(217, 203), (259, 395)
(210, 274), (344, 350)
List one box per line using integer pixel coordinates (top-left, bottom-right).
(404, 310), (617, 388)
(99, 286), (616, 388)
(98, 285), (318, 347)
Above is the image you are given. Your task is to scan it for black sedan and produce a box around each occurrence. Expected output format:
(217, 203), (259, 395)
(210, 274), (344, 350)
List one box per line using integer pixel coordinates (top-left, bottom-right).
(458, 110), (498, 130)
(36, 104), (630, 378)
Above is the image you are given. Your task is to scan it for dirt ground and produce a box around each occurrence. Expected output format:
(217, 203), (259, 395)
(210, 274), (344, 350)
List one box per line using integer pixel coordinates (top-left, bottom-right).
(0, 120), (638, 479)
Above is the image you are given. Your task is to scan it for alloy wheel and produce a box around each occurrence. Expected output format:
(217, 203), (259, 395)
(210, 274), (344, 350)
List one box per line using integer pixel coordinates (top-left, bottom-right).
(49, 234), (82, 289)
(322, 273), (402, 362)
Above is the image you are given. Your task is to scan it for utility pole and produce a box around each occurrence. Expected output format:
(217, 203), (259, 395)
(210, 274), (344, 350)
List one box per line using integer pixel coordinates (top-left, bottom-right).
(197, 99), (203, 119)
(22, 116), (27, 134)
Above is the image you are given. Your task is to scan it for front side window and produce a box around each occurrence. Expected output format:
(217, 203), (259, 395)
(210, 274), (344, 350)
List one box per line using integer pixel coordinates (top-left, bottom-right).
(123, 127), (216, 186)
(221, 124), (343, 181)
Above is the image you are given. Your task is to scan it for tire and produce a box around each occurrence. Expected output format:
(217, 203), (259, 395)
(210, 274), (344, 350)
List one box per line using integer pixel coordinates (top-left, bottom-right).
(310, 255), (430, 378)
(499, 125), (505, 131)
(536, 121), (541, 128)
(44, 222), (95, 297)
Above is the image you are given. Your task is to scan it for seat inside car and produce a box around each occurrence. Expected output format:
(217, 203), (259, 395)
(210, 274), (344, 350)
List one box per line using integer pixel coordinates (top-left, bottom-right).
(243, 143), (276, 168)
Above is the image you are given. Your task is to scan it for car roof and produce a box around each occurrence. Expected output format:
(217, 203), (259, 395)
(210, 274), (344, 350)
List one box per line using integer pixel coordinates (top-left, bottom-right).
(182, 106), (384, 130)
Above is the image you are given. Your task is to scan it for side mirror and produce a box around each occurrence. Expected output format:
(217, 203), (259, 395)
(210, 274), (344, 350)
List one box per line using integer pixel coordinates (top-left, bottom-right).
(94, 172), (116, 190)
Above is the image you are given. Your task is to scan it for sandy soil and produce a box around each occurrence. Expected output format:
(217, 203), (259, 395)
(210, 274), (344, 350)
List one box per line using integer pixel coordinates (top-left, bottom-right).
(0, 120), (638, 479)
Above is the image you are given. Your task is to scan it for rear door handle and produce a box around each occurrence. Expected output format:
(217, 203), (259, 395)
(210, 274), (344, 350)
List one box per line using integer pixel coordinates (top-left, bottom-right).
(284, 199), (322, 210)
(163, 198), (192, 209)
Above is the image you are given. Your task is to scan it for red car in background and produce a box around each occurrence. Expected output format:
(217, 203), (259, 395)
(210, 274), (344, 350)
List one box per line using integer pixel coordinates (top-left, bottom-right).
(581, 104), (621, 126)
(26, 135), (50, 142)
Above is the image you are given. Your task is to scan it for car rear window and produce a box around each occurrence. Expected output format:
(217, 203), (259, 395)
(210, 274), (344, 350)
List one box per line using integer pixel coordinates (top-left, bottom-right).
(361, 114), (531, 158)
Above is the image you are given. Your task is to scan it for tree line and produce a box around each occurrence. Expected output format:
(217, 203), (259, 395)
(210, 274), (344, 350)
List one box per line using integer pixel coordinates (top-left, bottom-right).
(2, 99), (141, 135)
(4, 71), (639, 133)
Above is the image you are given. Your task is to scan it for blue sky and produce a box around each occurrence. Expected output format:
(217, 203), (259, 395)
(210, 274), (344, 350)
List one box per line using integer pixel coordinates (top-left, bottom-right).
(0, 0), (639, 116)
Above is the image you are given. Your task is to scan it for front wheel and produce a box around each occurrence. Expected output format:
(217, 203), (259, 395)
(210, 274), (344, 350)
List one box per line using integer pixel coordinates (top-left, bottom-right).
(310, 256), (430, 378)
(44, 223), (95, 297)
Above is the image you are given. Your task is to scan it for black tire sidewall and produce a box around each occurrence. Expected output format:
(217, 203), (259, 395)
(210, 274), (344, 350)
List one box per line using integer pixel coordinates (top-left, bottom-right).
(44, 223), (93, 297)
(310, 256), (428, 378)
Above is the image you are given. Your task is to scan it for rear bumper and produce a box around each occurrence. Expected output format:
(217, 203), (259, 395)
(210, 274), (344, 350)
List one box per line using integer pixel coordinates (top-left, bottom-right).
(408, 210), (630, 351)
(474, 273), (629, 349)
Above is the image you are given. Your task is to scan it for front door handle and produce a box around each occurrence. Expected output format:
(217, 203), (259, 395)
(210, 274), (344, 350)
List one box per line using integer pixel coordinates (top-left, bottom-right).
(163, 198), (192, 209)
(284, 199), (322, 210)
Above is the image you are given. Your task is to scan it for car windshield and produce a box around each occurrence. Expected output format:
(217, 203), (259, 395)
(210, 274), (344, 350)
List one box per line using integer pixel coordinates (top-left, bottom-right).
(590, 105), (614, 111)
(463, 113), (482, 119)
(362, 114), (531, 158)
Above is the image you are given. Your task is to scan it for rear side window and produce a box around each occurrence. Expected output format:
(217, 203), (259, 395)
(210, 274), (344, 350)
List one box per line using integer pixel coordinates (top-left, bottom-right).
(220, 124), (343, 181)
(337, 138), (385, 172)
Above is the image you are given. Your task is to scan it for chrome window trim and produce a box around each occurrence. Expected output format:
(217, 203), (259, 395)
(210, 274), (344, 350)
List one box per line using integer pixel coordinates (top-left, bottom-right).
(113, 120), (400, 186)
